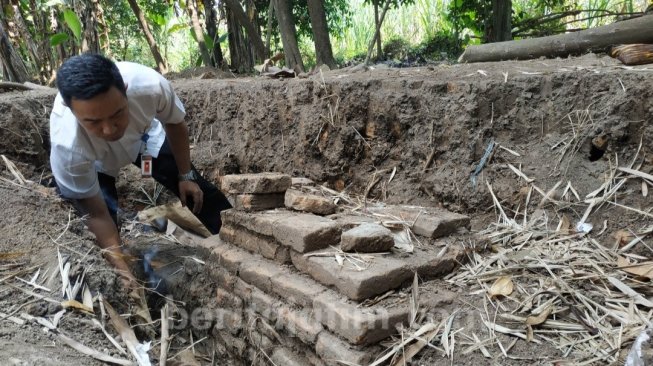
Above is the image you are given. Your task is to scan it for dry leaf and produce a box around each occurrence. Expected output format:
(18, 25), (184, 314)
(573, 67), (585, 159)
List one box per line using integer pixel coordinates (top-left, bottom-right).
(643, 181), (648, 197)
(61, 299), (94, 314)
(618, 256), (653, 279)
(489, 276), (513, 298)
(526, 304), (553, 325)
(558, 215), (571, 234)
(613, 230), (634, 247)
(607, 276), (653, 308)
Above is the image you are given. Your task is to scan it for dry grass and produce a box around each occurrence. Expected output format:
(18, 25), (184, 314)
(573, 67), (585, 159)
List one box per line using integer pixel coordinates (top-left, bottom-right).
(445, 149), (653, 364)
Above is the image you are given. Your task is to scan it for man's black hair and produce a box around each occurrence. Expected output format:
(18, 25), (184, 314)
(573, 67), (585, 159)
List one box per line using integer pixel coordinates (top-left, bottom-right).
(56, 53), (126, 108)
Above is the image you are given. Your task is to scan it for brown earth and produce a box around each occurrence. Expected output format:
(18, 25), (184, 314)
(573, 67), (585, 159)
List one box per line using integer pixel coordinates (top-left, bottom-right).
(0, 53), (652, 365)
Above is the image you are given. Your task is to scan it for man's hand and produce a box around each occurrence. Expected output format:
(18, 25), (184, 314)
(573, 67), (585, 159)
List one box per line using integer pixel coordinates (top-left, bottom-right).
(76, 194), (139, 292)
(179, 180), (203, 214)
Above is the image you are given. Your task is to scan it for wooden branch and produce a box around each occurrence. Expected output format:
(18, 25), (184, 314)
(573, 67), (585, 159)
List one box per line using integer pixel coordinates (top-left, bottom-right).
(364, 0), (391, 65)
(459, 14), (653, 63)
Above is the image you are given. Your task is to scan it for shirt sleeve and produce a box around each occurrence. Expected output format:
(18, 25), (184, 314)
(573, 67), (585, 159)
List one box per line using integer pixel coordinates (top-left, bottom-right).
(50, 144), (100, 199)
(155, 74), (186, 125)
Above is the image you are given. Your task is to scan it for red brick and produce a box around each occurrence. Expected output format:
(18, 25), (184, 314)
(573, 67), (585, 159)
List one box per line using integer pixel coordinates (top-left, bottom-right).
(368, 205), (469, 238)
(221, 173), (291, 194)
(240, 259), (284, 293)
(271, 348), (310, 366)
(313, 291), (410, 345)
(340, 223), (394, 253)
(212, 245), (251, 273)
(221, 209), (296, 237)
(291, 251), (412, 301)
(277, 306), (323, 344)
(272, 214), (341, 253)
(270, 273), (327, 307)
(316, 331), (374, 366)
(230, 193), (285, 211)
(285, 189), (337, 215)
(220, 224), (291, 264)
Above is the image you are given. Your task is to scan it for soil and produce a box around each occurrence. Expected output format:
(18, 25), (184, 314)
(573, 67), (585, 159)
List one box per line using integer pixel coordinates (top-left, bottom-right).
(1, 53), (652, 365)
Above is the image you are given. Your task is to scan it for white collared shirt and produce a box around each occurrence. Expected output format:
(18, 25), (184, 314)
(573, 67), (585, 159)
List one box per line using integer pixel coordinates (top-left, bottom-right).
(49, 62), (186, 199)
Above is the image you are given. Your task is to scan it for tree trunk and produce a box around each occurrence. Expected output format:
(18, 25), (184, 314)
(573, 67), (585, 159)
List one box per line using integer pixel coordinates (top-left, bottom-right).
(203, 0), (223, 67)
(275, 0), (304, 71)
(459, 14), (653, 63)
(223, 0), (266, 62)
(307, 0), (336, 68)
(226, 3), (254, 73)
(265, 0), (274, 55)
(364, 0), (391, 65)
(94, 0), (111, 57)
(78, 1), (100, 53)
(7, 1), (41, 78)
(490, 0), (512, 42)
(49, 7), (65, 79)
(187, 0), (212, 66)
(0, 21), (29, 82)
(126, 0), (168, 73)
(374, 3), (382, 59)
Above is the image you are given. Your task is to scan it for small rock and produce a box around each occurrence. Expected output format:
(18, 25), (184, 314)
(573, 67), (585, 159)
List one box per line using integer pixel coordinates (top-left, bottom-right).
(341, 223), (394, 253)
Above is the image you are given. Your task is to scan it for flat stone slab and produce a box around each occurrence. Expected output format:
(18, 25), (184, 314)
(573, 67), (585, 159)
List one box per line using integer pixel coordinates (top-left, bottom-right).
(285, 188), (337, 215)
(291, 251), (411, 301)
(228, 193), (285, 211)
(221, 173), (291, 194)
(368, 205), (470, 238)
(340, 223), (394, 253)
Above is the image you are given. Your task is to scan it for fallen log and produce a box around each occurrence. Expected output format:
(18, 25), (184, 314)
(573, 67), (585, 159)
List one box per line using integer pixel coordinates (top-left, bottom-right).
(458, 14), (653, 63)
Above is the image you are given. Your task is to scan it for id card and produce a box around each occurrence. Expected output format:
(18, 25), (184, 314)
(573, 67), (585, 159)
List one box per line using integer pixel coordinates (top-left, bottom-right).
(141, 154), (153, 177)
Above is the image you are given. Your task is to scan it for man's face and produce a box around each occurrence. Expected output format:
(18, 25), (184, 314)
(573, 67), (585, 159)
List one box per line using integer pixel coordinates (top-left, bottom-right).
(69, 86), (129, 142)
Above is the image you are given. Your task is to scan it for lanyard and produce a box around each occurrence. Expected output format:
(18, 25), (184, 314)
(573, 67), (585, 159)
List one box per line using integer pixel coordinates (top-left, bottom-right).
(140, 127), (152, 177)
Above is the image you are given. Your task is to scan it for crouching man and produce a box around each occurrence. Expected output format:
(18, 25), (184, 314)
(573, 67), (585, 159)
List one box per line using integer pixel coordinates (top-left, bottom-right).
(49, 53), (231, 291)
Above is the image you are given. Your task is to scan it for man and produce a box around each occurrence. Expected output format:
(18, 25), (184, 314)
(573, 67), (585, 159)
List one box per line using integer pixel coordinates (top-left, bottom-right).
(50, 54), (231, 290)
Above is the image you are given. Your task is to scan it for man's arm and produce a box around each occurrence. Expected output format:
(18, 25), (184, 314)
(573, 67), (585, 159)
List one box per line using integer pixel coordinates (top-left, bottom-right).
(164, 122), (203, 214)
(76, 194), (136, 285)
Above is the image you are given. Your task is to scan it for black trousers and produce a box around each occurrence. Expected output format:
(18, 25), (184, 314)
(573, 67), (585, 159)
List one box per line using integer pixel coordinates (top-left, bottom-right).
(74, 140), (231, 234)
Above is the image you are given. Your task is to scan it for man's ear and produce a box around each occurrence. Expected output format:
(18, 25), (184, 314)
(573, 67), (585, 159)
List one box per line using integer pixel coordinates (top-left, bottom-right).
(124, 83), (129, 92)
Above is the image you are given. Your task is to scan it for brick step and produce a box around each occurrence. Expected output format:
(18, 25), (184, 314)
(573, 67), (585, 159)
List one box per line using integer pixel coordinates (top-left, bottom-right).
(221, 209), (342, 253)
(201, 235), (412, 346)
(219, 210), (465, 301)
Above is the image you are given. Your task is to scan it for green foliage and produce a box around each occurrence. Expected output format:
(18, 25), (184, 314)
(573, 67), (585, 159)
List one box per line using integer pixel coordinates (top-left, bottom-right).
(294, 0), (353, 38)
(49, 33), (69, 47)
(381, 32), (463, 63)
(62, 9), (82, 41)
(412, 31), (464, 60)
(382, 36), (411, 59)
